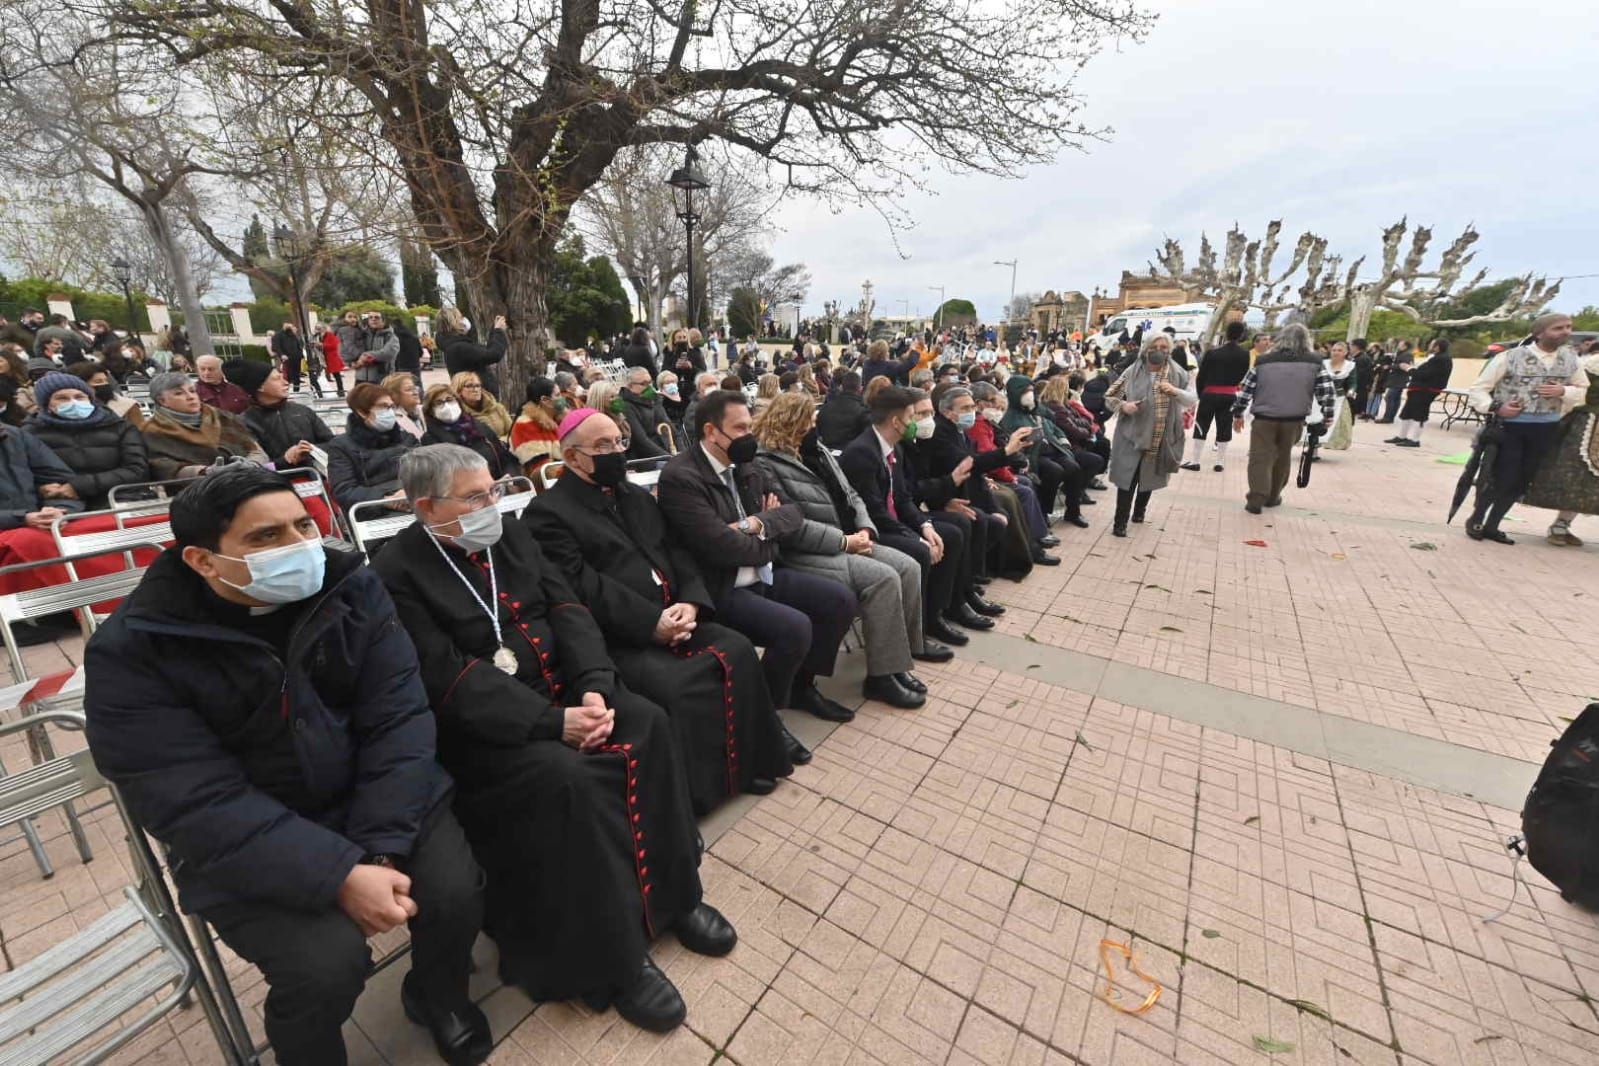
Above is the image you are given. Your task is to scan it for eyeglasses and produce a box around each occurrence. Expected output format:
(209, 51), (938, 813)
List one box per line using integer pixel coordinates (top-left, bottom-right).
(433, 480), (508, 510)
(576, 436), (629, 456)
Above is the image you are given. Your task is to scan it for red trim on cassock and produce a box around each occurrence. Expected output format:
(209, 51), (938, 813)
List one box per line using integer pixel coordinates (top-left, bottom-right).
(595, 740), (653, 937)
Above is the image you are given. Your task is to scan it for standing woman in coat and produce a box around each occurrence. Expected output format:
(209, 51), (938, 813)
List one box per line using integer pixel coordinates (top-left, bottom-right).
(437, 306), (509, 398)
(1322, 341), (1357, 451)
(1388, 338), (1452, 448)
(1104, 335), (1197, 536)
(24, 372), (150, 510)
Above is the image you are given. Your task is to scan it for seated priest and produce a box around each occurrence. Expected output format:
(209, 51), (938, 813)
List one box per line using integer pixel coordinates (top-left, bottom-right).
(84, 466), (490, 1066)
(372, 444), (734, 1034)
(523, 407), (803, 814)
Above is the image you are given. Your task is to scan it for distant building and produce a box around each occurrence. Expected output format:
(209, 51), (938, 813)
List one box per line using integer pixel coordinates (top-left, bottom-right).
(1029, 272), (1203, 336)
(1029, 290), (1090, 335)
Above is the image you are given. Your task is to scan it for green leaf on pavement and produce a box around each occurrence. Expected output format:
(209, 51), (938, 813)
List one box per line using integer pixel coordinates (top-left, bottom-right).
(1287, 998), (1330, 1021)
(1200, 928), (1221, 939)
(1252, 1036), (1296, 1054)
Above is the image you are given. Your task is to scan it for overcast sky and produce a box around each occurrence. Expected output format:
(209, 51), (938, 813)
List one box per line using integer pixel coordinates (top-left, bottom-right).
(763, 0), (1599, 326)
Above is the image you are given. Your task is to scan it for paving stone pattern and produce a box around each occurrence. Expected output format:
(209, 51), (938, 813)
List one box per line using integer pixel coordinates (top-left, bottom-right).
(3, 417), (1597, 1064)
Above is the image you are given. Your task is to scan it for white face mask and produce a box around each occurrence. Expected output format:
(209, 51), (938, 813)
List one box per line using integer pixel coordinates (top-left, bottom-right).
(982, 408), (1002, 424)
(434, 402), (462, 424)
(213, 539), (326, 604)
(915, 416), (935, 440)
(431, 503), (502, 553)
(1021, 392), (1036, 410)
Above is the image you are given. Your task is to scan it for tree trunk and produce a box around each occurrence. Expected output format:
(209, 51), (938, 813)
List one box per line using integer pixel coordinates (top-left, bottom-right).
(488, 245), (552, 407)
(143, 200), (213, 357)
(1345, 290), (1378, 342)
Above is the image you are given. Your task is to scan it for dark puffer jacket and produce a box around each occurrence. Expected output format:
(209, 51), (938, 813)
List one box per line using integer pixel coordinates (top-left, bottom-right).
(242, 401), (335, 468)
(84, 547), (450, 914)
(815, 391), (869, 451)
(755, 444), (875, 556)
(325, 418), (418, 511)
(24, 411), (149, 510)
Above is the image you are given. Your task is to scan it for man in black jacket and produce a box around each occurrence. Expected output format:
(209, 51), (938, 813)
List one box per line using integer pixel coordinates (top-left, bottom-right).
(860, 338), (920, 386)
(838, 385), (988, 647)
(658, 391), (858, 723)
(270, 322), (319, 397)
(225, 359), (334, 469)
(906, 387), (1007, 603)
(816, 371), (870, 450)
(620, 325), (658, 378)
(84, 467), (490, 1066)
(1183, 320), (1251, 472)
(620, 367), (672, 458)
(394, 318), (424, 381)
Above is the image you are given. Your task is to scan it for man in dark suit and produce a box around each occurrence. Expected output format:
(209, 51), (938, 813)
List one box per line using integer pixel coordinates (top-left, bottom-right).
(905, 386), (1007, 604)
(658, 391), (858, 723)
(523, 409), (807, 808)
(837, 385), (990, 648)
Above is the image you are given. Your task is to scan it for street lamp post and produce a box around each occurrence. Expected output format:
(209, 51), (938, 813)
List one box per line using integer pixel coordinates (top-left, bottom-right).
(110, 257), (137, 339)
(928, 286), (946, 331)
(666, 146), (711, 332)
(273, 223), (312, 344)
(993, 259), (1017, 320)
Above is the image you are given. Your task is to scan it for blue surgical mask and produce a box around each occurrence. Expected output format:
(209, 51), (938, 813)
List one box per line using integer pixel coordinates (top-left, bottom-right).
(214, 539), (326, 604)
(370, 407), (398, 431)
(956, 411), (977, 429)
(54, 399), (94, 420)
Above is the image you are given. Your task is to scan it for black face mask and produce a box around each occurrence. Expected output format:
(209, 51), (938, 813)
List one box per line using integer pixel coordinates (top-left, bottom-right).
(588, 451), (627, 487)
(724, 431), (759, 465)
(675, 342), (689, 352)
(93, 383), (115, 403)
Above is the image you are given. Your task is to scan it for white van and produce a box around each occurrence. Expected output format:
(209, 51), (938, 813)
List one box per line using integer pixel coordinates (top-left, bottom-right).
(1086, 302), (1215, 356)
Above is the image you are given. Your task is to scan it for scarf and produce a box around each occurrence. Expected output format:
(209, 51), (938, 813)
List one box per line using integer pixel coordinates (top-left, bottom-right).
(1146, 365), (1171, 460)
(164, 407), (204, 427)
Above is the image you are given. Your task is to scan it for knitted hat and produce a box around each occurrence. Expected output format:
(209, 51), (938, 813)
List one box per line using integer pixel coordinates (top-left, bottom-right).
(26, 357), (58, 381)
(557, 406), (604, 440)
(34, 372), (91, 409)
(222, 358), (273, 397)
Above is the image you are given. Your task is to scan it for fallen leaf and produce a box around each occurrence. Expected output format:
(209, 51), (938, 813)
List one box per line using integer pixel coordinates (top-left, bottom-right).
(1200, 929), (1221, 939)
(1194, 588), (1212, 595)
(1253, 1036), (1296, 1054)
(1005, 699), (1020, 709)
(1026, 664), (1040, 670)
(1287, 998), (1331, 1021)
(1410, 541), (1437, 551)
(1158, 625), (1183, 633)
(1472, 1034), (1505, 1046)
(1243, 815), (1260, 826)
(1144, 583), (1170, 592)
(1074, 732), (1093, 751)
(1330, 552), (1346, 560)
(1244, 539), (1268, 548)
(1023, 633), (1039, 643)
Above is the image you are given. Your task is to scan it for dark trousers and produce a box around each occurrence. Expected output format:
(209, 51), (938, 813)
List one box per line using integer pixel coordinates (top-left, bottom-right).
(716, 568), (857, 706)
(1379, 384), (1404, 422)
(1009, 477), (1049, 539)
(1113, 459), (1153, 529)
(1246, 417), (1301, 508)
(204, 797), (481, 1066)
(880, 516), (969, 625)
(1035, 452), (1085, 518)
(1469, 420), (1561, 532)
(1192, 393), (1235, 441)
(1072, 446), (1106, 484)
(1353, 383), (1371, 417)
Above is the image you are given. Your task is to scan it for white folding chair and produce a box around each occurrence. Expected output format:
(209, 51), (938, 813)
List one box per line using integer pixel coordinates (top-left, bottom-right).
(0, 711), (247, 1065)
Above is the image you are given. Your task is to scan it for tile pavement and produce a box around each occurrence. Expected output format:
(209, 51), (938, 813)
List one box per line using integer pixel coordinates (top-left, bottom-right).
(0, 414), (1596, 1063)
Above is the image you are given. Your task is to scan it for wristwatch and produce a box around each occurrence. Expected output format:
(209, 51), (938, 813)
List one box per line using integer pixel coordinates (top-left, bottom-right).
(737, 517), (754, 534)
(363, 853), (404, 871)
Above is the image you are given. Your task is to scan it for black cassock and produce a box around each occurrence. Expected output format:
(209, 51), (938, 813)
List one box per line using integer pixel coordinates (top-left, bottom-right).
(524, 473), (792, 814)
(374, 520), (701, 1001)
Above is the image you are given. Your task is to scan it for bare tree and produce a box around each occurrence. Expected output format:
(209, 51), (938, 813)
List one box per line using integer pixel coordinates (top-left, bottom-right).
(1007, 291), (1040, 324)
(0, 3), (218, 352)
(1150, 221), (1330, 347)
(720, 250), (811, 319)
(109, 0), (1153, 399)
(578, 146), (769, 336)
(1328, 220), (1560, 339)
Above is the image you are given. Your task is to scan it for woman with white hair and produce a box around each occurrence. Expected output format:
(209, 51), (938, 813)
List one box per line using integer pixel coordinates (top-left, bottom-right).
(1104, 334), (1197, 536)
(140, 371), (267, 481)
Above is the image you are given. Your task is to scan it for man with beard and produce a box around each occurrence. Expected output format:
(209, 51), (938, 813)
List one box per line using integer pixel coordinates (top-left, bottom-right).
(524, 406), (805, 814)
(374, 444), (734, 1034)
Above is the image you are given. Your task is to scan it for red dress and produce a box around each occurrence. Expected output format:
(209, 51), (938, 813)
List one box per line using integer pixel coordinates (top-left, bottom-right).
(322, 332), (346, 374)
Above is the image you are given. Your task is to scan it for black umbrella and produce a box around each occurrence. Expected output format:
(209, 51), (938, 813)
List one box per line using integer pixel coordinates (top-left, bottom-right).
(1297, 424), (1321, 488)
(1448, 416), (1502, 524)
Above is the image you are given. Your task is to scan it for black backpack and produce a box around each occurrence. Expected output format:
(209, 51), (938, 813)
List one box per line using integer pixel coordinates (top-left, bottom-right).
(1522, 703), (1599, 909)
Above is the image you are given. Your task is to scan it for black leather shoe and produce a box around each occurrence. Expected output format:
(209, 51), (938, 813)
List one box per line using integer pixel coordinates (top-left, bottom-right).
(780, 722), (812, 764)
(925, 620), (969, 646)
(401, 972), (492, 1066)
(1038, 534), (1060, 547)
(1112, 525), (1128, 537)
(863, 673), (925, 709)
(746, 777), (777, 795)
(967, 592), (1006, 617)
(1245, 502), (1262, 514)
(794, 683), (855, 722)
(1129, 512), (1146, 524)
(608, 957), (686, 1032)
(1078, 494), (1096, 505)
(913, 639), (955, 662)
(1265, 497), (1282, 508)
(676, 903), (738, 957)
(1031, 551), (1061, 566)
(894, 671), (927, 694)
(1063, 515), (1090, 528)
(947, 605), (995, 631)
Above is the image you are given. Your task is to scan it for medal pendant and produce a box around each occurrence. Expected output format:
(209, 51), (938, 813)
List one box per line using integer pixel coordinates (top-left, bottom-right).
(493, 646), (518, 674)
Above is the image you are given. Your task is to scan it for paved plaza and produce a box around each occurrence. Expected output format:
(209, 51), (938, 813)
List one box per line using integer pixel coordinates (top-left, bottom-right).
(3, 409), (1597, 1065)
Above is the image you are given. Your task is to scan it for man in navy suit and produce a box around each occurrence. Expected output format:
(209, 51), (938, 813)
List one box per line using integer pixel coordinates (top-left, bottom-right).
(838, 385), (989, 648)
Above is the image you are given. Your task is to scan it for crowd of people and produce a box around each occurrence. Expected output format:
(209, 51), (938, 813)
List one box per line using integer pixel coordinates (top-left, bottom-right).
(0, 296), (1579, 1066)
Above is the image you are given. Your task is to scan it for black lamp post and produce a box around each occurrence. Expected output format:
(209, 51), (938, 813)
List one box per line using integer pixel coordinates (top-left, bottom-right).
(111, 257), (136, 335)
(666, 146), (711, 331)
(274, 223), (311, 342)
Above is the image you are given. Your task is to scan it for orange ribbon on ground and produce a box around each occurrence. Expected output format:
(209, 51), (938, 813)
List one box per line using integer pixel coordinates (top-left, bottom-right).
(1096, 939), (1163, 1015)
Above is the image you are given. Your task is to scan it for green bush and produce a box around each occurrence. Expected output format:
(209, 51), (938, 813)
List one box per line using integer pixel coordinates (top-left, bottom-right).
(238, 344), (272, 363)
(0, 276), (150, 331)
(248, 299), (293, 335)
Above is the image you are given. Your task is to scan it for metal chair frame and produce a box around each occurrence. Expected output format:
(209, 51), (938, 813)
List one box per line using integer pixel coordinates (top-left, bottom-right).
(0, 712), (245, 1065)
(345, 475), (535, 556)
